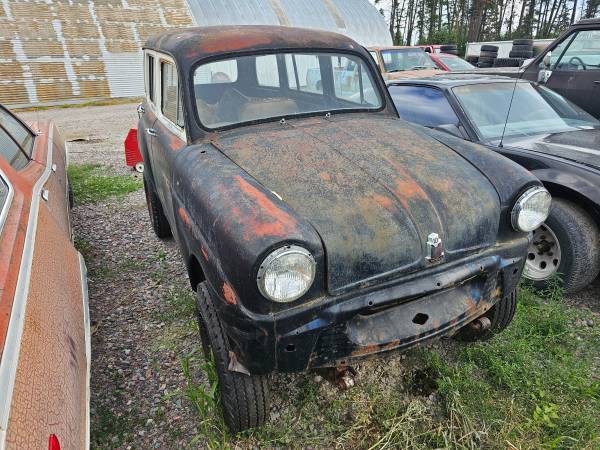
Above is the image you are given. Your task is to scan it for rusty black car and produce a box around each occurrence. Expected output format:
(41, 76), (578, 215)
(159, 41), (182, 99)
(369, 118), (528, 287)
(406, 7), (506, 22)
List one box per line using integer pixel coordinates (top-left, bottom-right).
(138, 26), (550, 432)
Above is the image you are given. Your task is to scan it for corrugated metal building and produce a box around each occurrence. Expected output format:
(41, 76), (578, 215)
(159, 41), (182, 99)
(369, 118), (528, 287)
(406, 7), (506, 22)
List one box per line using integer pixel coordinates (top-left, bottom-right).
(0, 0), (391, 108)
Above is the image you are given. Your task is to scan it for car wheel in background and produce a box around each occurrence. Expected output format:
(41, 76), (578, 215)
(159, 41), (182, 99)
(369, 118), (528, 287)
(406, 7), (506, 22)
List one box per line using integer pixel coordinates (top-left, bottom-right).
(143, 176), (172, 239)
(455, 288), (517, 341)
(524, 198), (600, 293)
(195, 282), (270, 433)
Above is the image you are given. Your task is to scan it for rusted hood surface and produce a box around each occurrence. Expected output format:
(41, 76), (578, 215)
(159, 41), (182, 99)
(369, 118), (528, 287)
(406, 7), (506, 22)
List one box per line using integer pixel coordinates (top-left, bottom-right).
(214, 115), (500, 293)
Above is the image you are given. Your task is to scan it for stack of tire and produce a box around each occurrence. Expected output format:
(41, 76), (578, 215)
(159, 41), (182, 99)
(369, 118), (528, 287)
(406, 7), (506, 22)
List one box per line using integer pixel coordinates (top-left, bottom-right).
(465, 55), (479, 65)
(478, 45), (498, 68)
(440, 44), (458, 55)
(494, 39), (534, 67)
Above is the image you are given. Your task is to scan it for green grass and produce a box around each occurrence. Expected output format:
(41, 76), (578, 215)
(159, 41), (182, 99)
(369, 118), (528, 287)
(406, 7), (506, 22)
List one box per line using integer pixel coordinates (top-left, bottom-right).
(175, 283), (599, 449)
(68, 163), (142, 205)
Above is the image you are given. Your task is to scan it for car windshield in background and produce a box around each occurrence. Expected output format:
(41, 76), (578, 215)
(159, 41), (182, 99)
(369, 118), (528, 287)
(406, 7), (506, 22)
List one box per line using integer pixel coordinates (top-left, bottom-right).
(193, 52), (382, 129)
(380, 49), (438, 72)
(453, 82), (599, 141)
(438, 56), (474, 70)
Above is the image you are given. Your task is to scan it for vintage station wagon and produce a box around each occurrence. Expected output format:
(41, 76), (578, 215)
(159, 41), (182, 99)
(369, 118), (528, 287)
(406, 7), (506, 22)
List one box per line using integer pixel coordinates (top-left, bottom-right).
(138, 26), (550, 432)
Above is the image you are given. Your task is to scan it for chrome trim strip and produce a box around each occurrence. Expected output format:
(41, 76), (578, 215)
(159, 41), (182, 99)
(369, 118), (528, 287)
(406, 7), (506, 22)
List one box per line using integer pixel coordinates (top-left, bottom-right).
(0, 169), (15, 237)
(79, 253), (91, 450)
(0, 125), (54, 449)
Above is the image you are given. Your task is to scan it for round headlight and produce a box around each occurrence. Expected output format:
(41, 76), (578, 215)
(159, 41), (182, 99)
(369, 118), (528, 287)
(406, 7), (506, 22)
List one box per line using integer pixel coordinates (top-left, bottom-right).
(257, 245), (316, 303)
(511, 186), (551, 232)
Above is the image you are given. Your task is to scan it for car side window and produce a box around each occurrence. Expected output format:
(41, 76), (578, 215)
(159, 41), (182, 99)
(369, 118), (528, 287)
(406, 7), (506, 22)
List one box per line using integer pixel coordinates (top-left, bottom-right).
(554, 30), (600, 71)
(146, 54), (155, 103)
(0, 110), (31, 170)
(161, 61), (184, 128)
(542, 33), (575, 69)
(388, 85), (459, 128)
(0, 176), (9, 221)
(0, 107), (34, 163)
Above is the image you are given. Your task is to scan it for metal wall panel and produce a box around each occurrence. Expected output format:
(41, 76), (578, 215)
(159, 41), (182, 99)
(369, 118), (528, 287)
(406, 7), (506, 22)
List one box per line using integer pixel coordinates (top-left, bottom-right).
(0, 0), (193, 108)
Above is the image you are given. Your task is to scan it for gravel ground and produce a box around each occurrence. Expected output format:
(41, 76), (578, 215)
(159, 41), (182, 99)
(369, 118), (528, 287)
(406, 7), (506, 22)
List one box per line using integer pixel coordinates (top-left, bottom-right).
(17, 102), (600, 448)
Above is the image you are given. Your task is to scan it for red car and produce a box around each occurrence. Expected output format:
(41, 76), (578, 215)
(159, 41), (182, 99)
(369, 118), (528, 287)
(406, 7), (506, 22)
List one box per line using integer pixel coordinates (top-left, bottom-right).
(0, 104), (90, 449)
(428, 52), (476, 71)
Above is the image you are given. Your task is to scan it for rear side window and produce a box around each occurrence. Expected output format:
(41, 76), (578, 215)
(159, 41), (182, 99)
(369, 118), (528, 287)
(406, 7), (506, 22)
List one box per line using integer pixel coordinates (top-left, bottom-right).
(0, 176), (9, 222)
(146, 54), (155, 102)
(161, 61), (184, 128)
(389, 85), (459, 127)
(0, 107), (33, 168)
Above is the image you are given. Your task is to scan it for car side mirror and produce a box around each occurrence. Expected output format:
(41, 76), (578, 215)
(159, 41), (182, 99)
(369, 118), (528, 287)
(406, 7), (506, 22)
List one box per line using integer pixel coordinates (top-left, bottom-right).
(434, 124), (465, 139)
(538, 51), (553, 84)
(543, 51), (552, 68)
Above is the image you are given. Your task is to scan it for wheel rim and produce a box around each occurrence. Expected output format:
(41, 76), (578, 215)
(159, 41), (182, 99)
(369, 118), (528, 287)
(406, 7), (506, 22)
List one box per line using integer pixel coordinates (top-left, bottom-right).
(135, 162), (144, 173)
(523, 223), (562, 281)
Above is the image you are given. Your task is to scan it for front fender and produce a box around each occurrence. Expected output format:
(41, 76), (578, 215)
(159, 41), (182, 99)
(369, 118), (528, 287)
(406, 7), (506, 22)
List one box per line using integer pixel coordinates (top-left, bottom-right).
(171, 143), (325, 316)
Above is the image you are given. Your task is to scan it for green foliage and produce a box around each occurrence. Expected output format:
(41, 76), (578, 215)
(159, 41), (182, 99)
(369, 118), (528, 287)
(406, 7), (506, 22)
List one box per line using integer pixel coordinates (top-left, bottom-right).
(68, 163), (142, 205)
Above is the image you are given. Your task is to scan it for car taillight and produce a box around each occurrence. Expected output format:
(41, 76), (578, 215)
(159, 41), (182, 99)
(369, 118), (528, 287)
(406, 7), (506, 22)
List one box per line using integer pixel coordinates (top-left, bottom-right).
(48, 434), (60, 450)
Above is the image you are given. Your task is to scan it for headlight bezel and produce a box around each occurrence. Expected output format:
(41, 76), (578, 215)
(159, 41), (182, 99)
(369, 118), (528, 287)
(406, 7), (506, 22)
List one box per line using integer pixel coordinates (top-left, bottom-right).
(256, 244), (316, 303)
(511, 186), (552, 232)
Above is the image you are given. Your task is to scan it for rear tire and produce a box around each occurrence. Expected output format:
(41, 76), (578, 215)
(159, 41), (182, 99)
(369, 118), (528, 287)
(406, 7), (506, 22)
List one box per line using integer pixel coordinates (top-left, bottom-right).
(195, 282), (270, 433)
(525, 198), (600, 293)
(481, 44), (499, 52)
(456, 288), (517, 341)
(143, 176), (172, 239)
(509, 50), (534, 58)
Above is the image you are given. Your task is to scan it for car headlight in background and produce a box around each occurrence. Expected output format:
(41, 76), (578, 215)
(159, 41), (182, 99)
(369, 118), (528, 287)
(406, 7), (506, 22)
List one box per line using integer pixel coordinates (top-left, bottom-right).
(511, 186), (552, 232)
(257, 245), (316, 303)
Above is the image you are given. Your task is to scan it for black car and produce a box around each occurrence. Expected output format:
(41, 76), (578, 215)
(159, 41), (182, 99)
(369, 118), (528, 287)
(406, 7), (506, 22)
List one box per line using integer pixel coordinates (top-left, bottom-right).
(138, 26), (550, 432)
(388, 74), (600, 293)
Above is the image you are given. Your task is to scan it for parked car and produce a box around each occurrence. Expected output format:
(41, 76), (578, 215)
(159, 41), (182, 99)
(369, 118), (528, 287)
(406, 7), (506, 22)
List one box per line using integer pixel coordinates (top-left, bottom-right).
(428, 52), (476, 71)
(388, 74), (600, 292)
(139, 25), (550, 432)
(0, 105), (90, 449)
(457, 18), (600, 118)
(368, 46), (443, 79)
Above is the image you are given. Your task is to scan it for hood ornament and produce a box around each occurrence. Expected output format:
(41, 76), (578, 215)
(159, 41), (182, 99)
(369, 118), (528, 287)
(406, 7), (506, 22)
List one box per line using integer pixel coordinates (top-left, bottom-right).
(426, 233), (444, 262)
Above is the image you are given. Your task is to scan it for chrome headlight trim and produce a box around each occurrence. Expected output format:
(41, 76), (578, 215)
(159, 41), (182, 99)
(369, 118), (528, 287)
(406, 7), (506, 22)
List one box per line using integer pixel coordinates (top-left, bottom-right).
(511, 186), (552, 232)
(257, 245), (316, 303)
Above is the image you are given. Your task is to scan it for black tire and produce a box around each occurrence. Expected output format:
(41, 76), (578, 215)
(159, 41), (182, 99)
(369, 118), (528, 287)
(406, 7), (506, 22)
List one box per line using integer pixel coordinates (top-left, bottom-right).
(530, 198), (600, 293)
(512, 43), (533, 51)
(440, 44), (457, 52)
(513, 38), (533, 46)
(481, 44), (499, 52)
(493, 57), (523, 67)
(509, 50), (533, 58)
(465, 55), (479, 64)
(143, 176), (172, 239)
(195, 283), (270, 432)
(480, 50), (498, 58)
(478, 62), (493, 68)
(478, 56), (495, 65)
(456, 288), (517, 342)
(443, 49), (459, 55)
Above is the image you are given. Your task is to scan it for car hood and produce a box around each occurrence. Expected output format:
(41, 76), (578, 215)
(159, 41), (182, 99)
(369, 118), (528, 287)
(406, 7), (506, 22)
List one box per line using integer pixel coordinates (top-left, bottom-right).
(213, 115), (500, 294)
(505, 128), (600, 169)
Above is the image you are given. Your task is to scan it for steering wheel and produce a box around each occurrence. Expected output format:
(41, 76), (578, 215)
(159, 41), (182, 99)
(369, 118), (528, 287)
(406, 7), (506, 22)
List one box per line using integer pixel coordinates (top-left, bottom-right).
(569, 56), (587, 70)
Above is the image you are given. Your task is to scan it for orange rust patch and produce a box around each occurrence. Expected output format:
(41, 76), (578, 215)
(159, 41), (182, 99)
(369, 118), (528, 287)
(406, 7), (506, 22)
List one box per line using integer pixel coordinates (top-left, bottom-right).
(169, 133), (184, 152)
(200, 246), (209, 261)
(222, 282), (237, 305)
(198, 33), (273, 54)
(319, 171), (332, 182)
(178, 207), (192, 228)
(372, 193), (393, 209)
(234, 175), (297, 240)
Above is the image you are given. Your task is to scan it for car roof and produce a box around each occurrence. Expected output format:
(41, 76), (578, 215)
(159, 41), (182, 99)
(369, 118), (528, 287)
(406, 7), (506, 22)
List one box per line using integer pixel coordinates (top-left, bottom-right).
(576, 17), (600, 25)
(144, 25), (361, 62)
(386, 73), (531, 88)
(368, 46), (421, 51)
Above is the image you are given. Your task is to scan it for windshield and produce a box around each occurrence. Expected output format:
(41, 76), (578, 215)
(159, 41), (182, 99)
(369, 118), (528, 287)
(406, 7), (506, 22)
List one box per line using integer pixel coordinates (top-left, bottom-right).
(193, 52), (382, 129)
(438, 55), (474, 70)
(452, 82), (599, 141)
(380, 49), (438, 72)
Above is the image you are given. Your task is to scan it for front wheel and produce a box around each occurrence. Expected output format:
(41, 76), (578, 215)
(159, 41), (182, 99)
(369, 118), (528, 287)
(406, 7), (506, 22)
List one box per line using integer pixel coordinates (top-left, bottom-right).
(523, 198), (600, 293)
(195, 282), (270, 433)
(456, 288), (517, 342)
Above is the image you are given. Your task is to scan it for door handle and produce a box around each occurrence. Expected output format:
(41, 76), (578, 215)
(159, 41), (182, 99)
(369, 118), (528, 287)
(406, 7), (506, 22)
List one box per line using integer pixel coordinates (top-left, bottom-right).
(146, 128), (158, 136)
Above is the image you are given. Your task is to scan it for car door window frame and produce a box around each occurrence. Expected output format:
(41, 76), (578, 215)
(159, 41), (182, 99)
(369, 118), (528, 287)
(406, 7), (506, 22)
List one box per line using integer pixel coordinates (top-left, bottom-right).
(553, 29), (600, 72)
(155, 52), (186, 142)
(0, 169), (14, 236)
(0, 105), (34, 169)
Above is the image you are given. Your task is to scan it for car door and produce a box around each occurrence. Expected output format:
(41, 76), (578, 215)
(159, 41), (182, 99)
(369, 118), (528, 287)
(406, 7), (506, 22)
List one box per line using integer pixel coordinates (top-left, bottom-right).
(150, 56), (187, 229)
(524, 29), (600, 118)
